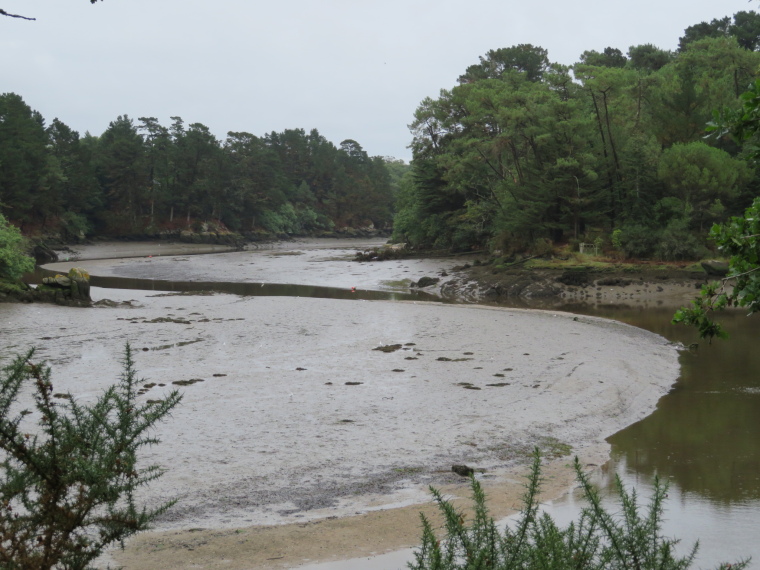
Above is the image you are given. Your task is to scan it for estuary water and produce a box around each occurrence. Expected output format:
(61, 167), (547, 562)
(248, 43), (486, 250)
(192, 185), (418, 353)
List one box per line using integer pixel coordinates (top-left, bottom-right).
(39, 241), (760, 567)
(581, 305), (760, 567)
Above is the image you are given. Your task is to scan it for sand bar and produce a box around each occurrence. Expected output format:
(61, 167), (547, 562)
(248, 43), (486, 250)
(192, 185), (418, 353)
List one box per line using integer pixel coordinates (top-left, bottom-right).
(1, 240), (681, 568)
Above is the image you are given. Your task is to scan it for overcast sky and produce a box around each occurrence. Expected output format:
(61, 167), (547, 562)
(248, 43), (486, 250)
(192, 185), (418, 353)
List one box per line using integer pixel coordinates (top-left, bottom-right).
(1, 0), (756, 161)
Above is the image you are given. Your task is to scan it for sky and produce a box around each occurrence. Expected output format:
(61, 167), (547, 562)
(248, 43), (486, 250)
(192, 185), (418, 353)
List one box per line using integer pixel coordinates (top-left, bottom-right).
(1, 0), (757, 162)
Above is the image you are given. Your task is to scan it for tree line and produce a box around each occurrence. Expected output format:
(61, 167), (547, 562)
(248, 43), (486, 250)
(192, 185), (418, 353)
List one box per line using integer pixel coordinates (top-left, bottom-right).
(393, 11), (760, 260)
(0, 96), (403, 239)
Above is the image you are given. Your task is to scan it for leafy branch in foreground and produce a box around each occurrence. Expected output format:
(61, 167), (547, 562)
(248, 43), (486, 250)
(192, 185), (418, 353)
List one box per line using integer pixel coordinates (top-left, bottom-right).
(673, 197), (760, 340)
(0, 344), (181, 570)
(410, 450), (748, 569)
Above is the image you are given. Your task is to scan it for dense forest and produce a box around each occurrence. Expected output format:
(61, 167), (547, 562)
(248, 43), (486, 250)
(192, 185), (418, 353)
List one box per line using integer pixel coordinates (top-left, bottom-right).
(0, 99), (403, 239)
(393, 11), (760, 260)
(3, 11), (760, 260)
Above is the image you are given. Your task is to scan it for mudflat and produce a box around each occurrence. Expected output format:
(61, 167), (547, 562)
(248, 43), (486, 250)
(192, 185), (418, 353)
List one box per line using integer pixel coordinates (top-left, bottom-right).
(3, 239), (682, 569)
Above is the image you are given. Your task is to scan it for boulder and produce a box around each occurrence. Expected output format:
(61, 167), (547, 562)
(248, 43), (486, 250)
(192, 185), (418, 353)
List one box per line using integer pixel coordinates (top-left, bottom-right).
(414, 276), (440, 288)
(701, 260), (730, 277)
(32, 243), (59, 265)
(38, 267), (91, 305)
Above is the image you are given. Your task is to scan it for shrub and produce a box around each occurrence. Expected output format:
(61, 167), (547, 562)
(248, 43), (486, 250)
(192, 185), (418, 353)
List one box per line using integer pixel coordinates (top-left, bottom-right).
(410, 450), (748, 569)
(0, 214), (35, 281)
(617, 224), (659, 258)
(0, 344), (182, 569)
(656, 220), (707, 261)
(529, 237), (554, 257)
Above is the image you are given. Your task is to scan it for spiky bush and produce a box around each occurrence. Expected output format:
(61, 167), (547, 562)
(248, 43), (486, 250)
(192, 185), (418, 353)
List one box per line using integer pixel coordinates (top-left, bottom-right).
(410, 450), (748, 570)
(0, 344), (182, 569)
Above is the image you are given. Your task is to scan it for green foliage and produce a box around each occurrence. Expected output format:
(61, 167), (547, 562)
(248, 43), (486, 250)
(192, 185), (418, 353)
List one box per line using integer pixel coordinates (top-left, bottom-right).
(410, 450), (748, 569)
(398, 16), (760, 256)
(616, 224), (659, 258)
(657, 141), (752, 230)
(611, 229), (623, 251)
(674, 197), (760, 339)
(0, 94), (393, 238)
(60, 211), (91, 241)
(0, 344), (182, 569)
(656, 219), (707, 261)
(0, 213), (34, 280)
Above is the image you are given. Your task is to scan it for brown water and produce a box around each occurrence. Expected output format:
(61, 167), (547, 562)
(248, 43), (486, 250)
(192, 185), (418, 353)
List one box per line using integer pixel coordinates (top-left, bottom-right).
(538, 303), (760, 566)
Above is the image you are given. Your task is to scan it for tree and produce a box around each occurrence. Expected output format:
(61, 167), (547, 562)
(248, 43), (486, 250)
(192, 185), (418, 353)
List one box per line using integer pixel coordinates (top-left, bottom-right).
(674, 77), (760, 339)
(94, 115), (146, 231)
(673, 197), (760, 340)
(458, 45), (550, 84)
(627, 44), (673, 73)
(579, 47), (627, 68)
(657, 141), (752, 231)
(0, 213), (34, 281)
(679, 11), (760, 52)
(0, 93), (50, 227)
(0, 344), (181, 569)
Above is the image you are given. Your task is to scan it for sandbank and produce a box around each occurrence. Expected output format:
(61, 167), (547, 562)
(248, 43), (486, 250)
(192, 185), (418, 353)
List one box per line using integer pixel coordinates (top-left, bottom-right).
(0, 240), (681, 568)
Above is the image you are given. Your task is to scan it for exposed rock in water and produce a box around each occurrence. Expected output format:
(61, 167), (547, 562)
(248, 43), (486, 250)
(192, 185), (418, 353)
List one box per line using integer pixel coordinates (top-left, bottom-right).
(556, 267), (590, 286)
(413, 276), (440, 288)
(701, 260), (730, 277)
(452, 464), (475, 477)
(33, 243), (59, 264)
(6, 267), (93, 307)
(373, 344), (403, 353)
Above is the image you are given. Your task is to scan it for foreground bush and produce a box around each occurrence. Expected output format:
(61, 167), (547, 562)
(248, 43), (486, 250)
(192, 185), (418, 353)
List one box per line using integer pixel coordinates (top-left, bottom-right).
(0, 213), (34, 282)
(0, 344), (182, 569)
(410, 451), (747, 570)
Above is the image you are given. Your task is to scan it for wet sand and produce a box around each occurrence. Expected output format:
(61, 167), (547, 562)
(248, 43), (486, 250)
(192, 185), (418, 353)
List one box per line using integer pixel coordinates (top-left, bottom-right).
(3, 240), (681, 568)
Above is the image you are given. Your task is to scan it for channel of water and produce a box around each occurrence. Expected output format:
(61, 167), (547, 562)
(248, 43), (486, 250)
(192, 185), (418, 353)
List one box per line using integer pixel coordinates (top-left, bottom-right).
(33, 261), (760, 567)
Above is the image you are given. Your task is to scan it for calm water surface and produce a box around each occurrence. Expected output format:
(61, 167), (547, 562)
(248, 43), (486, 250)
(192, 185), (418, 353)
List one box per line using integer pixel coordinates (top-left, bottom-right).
(542, 303), (760, 567)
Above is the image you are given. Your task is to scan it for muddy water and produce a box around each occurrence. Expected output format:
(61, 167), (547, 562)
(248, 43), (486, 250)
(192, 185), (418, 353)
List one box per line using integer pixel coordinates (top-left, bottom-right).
(36, 242), (760, 566)
(301, 305), (760, 569)
(534, 303), (760, 566)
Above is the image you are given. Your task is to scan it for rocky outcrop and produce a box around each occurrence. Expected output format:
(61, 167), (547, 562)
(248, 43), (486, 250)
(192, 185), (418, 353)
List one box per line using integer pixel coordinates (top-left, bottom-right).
(178, 230), (245, 248)
(413, 276), (440, 288)
(34, 267), (92, 306)
(700, 260), (730, 277)
(32, 243), (59, 265)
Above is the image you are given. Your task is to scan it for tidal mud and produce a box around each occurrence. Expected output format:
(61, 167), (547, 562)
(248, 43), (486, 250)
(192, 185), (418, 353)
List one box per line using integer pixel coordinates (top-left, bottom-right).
(0, 239), (682, 568)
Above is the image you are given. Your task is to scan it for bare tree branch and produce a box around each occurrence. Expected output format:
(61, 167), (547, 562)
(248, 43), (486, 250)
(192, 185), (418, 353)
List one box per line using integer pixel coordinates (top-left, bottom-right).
(2, 2), (100, 20)
(0, 9), (36, 20)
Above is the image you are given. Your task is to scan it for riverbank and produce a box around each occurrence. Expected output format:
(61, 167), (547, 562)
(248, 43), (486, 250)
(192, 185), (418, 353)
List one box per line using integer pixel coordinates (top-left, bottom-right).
(6, 240), (683, 569)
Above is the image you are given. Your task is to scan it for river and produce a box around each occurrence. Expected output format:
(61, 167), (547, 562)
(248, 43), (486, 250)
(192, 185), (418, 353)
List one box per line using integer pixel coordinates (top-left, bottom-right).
(37, 240), (760, 568)
(559, 304), (760, 567)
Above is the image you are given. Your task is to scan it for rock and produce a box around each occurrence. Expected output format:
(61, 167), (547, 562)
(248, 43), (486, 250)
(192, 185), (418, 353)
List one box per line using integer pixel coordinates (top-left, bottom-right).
(556, 268), (590, 286)
(34, 267), (91, 306)
(452, 464), (475, 477)
(701, 260), (730, 277)
(414, 276), (440, 288)
(32, 243), (58, 265)
(373, 344), (402, 353)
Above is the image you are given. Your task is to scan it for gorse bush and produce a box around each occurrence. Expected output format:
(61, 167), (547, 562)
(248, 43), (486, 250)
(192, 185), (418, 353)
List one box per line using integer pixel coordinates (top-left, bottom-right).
(0, 344), (182, 570)
(410, 450), (748, 570)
